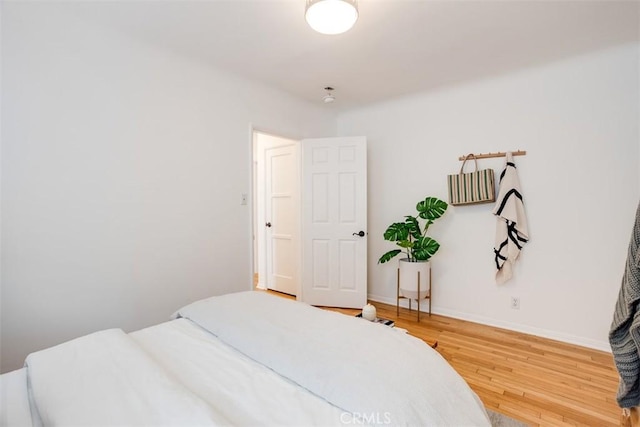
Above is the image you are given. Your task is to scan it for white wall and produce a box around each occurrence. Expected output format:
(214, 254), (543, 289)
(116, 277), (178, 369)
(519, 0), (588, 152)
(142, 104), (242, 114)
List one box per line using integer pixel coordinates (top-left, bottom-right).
(337, 43), (639, 351)
(1, 3), (335, 373)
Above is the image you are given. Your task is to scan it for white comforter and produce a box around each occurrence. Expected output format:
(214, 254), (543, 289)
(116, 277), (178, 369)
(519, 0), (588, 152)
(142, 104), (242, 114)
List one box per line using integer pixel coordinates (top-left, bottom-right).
(176, 291), (490, 426)
(25, 328), (228, 426)
(20, 291), (490, 426)
(131, 319), (346, 426)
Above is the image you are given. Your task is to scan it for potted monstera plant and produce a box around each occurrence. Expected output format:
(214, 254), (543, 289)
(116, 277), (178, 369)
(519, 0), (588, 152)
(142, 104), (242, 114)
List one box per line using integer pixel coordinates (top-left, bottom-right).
(378, 196), (448, 300)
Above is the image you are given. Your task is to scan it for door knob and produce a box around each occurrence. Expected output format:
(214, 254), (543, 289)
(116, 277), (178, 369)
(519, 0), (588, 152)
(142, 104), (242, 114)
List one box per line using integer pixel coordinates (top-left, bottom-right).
(353, 231), (365, 237)
(266, 222), (272, 228)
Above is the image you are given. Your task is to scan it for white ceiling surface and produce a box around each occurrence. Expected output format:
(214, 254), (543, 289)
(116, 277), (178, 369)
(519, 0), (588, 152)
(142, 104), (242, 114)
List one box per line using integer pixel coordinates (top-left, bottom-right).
(65, 1), (638, 109)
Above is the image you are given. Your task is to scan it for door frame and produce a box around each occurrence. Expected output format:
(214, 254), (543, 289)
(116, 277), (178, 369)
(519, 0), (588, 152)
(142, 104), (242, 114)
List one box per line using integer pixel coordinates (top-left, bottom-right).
(251, 128), (302, 298)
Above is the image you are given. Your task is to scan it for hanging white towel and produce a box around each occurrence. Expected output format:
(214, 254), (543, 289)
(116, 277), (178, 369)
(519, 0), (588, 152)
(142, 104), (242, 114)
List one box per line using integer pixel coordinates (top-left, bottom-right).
(493, 152), (529, 284)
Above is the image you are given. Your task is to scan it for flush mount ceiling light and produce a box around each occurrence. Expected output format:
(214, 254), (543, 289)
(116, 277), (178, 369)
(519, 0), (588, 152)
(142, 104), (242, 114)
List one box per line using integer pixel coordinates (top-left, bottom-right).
(305, 0), (359, 35)
(323, 87), (335, 103)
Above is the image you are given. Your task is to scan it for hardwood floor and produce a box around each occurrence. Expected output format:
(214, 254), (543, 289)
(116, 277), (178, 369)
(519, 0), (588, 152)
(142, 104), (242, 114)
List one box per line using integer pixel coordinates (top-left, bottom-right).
(266, 290), (621, 427)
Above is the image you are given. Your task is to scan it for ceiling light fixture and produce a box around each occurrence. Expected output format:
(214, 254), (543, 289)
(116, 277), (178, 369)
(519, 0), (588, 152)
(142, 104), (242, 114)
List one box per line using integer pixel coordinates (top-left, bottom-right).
(323, 87), (335, 103)
(305, 0), (359, 35)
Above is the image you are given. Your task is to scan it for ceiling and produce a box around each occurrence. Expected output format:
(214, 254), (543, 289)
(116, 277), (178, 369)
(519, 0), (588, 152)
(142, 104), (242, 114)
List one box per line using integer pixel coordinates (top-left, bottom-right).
(67, 0), (638, 110)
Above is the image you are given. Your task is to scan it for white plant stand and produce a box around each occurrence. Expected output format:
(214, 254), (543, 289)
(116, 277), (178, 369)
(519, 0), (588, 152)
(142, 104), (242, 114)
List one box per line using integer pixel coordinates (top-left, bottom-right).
(396, 264), (432, 322)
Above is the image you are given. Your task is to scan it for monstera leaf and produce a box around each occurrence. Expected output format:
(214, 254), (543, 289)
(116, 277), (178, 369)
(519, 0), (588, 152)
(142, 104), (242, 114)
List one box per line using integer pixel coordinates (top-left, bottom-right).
(378, 249), (402, 264)
(416, 197), (448, 221)
(404, 216), (421, 240)
(383, 222), (409, 242)
(397, 240), (414, 248)
(412, 237), (440, 261)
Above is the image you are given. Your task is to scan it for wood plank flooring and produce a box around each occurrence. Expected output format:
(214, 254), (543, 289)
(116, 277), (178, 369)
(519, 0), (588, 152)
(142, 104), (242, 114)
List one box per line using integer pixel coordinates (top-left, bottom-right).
(265, 290), (621, 427)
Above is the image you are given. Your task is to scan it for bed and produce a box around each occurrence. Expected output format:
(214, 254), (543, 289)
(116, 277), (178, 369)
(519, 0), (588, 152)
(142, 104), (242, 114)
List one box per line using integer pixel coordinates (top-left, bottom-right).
(0, 291), (490, 426)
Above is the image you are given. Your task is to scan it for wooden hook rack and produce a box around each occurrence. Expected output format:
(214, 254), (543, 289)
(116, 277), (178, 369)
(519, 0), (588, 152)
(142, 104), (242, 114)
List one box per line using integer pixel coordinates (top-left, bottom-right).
(458, 150), (527, 161)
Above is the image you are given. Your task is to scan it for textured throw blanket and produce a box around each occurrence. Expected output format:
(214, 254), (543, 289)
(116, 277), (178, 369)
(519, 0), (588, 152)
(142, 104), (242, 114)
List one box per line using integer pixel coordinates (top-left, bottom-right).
(610, 202), (640, 408)
(493, 152), (529, 284)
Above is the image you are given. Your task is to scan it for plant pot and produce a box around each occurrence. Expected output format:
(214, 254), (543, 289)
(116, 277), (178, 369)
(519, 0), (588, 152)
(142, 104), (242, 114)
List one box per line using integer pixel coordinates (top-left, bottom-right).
(398, 258), (430, 300)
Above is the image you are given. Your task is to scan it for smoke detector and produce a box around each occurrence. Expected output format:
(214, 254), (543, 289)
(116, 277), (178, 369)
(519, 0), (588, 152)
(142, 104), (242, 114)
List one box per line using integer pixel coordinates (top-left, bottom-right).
(323, 87), (335, 103)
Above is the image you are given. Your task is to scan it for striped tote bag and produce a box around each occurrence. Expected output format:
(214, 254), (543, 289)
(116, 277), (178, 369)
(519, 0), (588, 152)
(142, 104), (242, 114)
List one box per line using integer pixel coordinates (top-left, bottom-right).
(447, 154), (496, 205)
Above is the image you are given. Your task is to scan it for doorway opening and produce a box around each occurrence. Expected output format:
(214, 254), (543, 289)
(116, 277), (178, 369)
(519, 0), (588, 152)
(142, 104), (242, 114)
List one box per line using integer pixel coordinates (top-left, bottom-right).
(252, 131), (301, 297)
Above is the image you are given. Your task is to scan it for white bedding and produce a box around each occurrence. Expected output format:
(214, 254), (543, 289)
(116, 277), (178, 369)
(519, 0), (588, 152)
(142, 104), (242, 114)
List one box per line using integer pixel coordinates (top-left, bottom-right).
(0, 368), (33, 427)
(25, 328), (227, 426)
(177, 291), (490, 426)
(131, 318), (346, 426)
(7, 291), (490, 426)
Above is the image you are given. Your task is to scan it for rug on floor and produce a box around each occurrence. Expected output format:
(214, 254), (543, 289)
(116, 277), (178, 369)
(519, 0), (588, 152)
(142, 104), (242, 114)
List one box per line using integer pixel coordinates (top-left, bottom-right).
(486, 408), (530, 427)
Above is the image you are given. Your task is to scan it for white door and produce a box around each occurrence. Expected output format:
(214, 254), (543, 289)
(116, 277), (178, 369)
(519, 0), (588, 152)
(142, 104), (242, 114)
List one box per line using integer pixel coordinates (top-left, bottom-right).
(301, 137), (367, 308)
(264, 143), (300, 295)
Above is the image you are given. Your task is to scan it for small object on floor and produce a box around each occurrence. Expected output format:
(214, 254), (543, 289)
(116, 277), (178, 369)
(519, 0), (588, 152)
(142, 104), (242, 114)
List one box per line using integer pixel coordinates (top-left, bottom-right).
(430, 341), (438, 349)
(355, 313), (395, 327)
(362, 303), (377, 321)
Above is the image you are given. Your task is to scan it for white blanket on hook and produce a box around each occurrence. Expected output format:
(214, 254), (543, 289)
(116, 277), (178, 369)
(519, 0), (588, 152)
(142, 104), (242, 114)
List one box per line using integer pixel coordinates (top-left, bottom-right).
(493, 152), (529, 284)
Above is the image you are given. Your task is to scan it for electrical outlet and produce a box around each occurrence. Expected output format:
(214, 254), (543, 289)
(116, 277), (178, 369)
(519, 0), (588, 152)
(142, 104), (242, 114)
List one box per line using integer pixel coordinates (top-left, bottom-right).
(241, 193), (248, 205)
(510, 297), (520, 310)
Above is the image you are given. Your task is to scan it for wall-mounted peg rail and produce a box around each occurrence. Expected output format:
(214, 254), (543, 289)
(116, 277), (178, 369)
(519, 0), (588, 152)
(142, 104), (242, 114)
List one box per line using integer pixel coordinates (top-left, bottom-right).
(458, 150), (527, 161)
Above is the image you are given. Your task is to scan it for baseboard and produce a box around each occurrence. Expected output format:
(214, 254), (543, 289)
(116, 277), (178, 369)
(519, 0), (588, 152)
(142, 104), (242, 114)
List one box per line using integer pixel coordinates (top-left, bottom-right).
(367, 293), (611, 353)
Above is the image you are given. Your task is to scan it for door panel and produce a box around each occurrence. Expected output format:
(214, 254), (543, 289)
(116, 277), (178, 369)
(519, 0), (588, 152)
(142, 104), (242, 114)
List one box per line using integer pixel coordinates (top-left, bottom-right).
(301, 137), (367, 308)
(265, 144), (299, 296)
(338, 240), (357, 290)
(339, 173), (357, 222)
